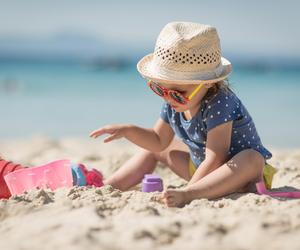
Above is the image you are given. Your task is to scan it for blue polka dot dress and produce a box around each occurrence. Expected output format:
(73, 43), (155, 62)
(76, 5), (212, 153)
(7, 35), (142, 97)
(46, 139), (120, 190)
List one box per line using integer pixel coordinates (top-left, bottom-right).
(160, 88), (272, 168)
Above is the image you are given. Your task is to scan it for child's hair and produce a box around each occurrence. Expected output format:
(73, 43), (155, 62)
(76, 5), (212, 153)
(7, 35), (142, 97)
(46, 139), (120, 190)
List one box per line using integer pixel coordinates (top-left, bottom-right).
(204, 79), (231, 102)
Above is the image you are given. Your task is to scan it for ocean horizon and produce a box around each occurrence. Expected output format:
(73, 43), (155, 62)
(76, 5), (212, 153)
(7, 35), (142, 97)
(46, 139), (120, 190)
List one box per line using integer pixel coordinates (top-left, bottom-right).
(0, 58), (299, 148)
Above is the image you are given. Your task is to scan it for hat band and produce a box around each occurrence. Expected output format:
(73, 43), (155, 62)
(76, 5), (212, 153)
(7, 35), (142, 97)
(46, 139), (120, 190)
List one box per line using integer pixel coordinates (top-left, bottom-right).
(149, 62), (224, 81)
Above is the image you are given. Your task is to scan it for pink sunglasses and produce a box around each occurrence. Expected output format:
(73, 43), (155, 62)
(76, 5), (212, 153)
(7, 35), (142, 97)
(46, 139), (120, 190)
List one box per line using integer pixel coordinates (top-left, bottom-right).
(147, 81), (204, 105)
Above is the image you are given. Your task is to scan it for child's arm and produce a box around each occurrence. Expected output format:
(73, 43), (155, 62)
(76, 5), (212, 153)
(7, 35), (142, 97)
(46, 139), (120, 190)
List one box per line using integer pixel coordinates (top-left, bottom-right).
(188, 121), (232, 186)
(90, 118), (174, 152)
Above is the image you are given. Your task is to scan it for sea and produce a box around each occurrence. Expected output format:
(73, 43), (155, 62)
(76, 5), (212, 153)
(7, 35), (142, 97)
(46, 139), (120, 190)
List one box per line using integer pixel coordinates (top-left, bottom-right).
(0, 59), (299, 148)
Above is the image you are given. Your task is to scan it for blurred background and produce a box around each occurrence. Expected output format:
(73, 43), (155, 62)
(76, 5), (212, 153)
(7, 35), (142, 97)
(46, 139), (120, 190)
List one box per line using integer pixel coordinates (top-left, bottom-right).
(0, 0), (299, 147)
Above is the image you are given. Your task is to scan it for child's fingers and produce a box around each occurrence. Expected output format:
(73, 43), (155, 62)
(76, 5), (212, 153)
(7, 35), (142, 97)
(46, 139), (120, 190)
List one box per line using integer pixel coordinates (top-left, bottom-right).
(162, 190), (170, 199)
(89, 129), (104, 138)
(151, 193), (165, 204)
(103, 134), (118, 143)
(90, 127), (115, 138)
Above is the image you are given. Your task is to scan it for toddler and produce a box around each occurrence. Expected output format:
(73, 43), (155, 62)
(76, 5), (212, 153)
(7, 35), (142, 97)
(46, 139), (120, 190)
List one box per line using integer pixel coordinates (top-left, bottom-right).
(90, 22), (273, 207)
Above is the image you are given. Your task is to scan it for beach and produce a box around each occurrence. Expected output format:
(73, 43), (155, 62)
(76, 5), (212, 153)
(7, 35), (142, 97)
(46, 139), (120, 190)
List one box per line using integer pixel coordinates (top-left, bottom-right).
(1, 1), (300, 250)
(0, 136), (300, 250)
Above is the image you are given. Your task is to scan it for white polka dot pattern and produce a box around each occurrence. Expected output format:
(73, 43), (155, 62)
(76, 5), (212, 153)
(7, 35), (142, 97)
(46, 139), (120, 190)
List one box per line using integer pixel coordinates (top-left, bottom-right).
(159, 88), (272, 167)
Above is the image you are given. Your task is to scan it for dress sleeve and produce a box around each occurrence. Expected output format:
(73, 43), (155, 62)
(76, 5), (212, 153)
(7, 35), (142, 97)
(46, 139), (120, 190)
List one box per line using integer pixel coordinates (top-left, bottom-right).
(160, 102), (170, 124)
(205, 92), (241, 131)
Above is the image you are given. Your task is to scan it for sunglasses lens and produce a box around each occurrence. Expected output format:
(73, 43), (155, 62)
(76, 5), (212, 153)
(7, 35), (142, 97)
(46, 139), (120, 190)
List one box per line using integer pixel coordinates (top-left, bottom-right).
(170, 91), (186, 104)
(150, 83), (164, 96)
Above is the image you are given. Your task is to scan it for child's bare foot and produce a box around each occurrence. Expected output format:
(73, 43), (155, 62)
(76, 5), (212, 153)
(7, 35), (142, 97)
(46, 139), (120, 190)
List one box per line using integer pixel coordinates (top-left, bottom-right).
(162, 189), (189, 207)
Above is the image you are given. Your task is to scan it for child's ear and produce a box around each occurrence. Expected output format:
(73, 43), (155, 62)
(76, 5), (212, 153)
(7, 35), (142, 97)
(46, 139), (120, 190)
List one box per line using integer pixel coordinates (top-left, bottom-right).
(204, 82), (214, 89)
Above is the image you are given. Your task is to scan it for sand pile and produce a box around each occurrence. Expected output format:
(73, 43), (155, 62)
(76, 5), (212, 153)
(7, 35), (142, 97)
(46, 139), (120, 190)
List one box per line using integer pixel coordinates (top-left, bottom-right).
(0, 137), (299, 250)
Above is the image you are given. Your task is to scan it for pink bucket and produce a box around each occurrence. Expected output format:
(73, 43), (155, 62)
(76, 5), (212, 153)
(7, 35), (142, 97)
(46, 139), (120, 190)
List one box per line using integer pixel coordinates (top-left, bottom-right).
(4, 159), (73, 196)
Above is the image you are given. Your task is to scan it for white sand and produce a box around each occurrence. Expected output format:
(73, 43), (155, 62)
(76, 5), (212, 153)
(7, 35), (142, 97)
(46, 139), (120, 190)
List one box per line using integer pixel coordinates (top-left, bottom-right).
(0, 136), (300, 250)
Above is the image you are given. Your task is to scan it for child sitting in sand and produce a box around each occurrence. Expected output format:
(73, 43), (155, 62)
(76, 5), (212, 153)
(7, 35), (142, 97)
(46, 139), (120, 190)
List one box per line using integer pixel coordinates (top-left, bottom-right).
(90, 22), (274, 207)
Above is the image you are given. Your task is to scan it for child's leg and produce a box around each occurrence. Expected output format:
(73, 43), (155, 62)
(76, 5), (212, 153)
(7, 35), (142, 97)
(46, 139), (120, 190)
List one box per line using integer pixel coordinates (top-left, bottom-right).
(163, 149), (264, 207)
(104, 138), (190, 191)
(103, 149), (158, 191)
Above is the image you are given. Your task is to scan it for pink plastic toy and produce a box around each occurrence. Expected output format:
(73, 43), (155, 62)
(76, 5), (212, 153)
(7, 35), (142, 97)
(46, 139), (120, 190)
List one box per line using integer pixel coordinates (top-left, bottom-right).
(256, 181), (300, 198)
(4, 159), (73, 196)
(78, 164), (104, 187)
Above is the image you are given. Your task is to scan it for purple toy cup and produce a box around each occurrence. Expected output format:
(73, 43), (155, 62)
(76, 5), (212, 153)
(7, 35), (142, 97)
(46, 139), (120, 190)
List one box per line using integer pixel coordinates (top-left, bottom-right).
(142, 174), (163, 192)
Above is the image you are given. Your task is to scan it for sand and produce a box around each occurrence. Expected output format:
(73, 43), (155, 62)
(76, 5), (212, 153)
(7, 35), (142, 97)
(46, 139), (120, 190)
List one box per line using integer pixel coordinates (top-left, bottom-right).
(0, 136), (300, 250)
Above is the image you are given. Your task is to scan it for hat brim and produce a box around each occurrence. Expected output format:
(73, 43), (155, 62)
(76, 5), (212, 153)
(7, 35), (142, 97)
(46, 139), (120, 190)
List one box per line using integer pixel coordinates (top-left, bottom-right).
(137, 53), (232, 85)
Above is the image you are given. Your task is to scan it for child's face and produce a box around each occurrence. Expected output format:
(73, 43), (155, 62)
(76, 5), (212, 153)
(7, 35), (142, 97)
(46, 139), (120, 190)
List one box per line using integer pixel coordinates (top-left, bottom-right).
(153, 82), (207, 112)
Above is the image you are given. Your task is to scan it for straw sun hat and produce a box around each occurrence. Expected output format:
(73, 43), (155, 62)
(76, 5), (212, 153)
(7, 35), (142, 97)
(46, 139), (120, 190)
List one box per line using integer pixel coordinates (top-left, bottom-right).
(137, 22), (232, 85)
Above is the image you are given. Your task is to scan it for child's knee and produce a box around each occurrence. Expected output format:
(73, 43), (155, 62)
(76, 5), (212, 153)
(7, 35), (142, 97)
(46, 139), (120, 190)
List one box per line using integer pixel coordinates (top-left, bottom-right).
(138, 149), (162, 163)
(238, 149), (265, 173)
(145, 149), (168, 165)
(249, 150), (264, 168)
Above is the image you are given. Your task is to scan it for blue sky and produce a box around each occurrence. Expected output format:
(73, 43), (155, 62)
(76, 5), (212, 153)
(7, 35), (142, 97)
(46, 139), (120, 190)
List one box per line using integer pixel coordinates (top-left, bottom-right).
(0, 0), (299, 59)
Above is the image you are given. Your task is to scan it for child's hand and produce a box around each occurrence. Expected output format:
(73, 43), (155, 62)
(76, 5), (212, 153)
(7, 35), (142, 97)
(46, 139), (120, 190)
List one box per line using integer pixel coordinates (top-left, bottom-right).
(89, 125), (128, 143)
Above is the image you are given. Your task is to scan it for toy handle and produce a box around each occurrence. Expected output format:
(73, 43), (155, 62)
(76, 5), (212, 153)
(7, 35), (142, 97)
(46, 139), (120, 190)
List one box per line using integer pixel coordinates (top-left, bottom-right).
(256, 182), (300, 198)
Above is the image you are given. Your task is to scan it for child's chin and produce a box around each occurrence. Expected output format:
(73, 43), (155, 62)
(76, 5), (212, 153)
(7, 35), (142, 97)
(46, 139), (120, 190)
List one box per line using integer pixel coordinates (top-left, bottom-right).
(172, 106), (185, 112)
